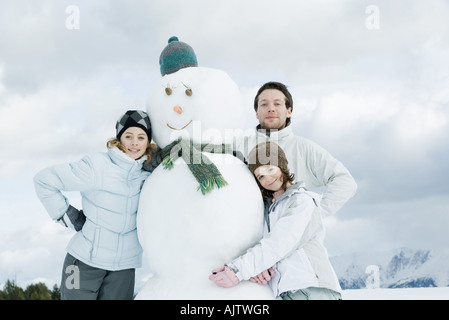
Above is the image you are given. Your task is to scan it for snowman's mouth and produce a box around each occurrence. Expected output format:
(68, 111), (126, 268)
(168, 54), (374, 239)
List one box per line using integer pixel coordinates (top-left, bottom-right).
(166, 120), (193, 131)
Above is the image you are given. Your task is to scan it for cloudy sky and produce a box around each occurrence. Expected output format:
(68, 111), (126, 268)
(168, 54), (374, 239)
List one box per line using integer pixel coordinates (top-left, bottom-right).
(1, 0), (448, 289)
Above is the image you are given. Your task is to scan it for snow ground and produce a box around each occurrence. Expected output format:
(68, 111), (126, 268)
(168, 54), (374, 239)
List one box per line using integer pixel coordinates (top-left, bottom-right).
(342, 287), (449, 300)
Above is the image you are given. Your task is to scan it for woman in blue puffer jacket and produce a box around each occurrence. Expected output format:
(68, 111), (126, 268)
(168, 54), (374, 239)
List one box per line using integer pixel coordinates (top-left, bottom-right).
(34, 110), (157, 300)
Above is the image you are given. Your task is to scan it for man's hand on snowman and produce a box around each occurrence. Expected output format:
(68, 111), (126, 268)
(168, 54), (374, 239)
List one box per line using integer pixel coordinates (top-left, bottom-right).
(209, 266), (239, 288)
(249, 268), (275, 285)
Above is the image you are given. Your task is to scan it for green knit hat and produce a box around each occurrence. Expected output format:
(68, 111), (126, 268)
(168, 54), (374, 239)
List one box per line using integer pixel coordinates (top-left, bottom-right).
(159, 36), (198, 76)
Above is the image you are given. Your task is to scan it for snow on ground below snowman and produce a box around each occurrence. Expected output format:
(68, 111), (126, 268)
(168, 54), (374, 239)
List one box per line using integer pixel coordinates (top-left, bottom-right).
(342, 287), (449, 300)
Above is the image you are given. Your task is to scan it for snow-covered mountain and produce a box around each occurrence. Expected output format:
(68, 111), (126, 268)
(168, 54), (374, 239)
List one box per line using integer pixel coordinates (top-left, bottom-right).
(330, 248), (449, 289)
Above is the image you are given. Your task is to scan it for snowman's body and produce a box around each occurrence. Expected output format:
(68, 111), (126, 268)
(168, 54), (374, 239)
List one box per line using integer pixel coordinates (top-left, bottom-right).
(135, 67), (274, 299)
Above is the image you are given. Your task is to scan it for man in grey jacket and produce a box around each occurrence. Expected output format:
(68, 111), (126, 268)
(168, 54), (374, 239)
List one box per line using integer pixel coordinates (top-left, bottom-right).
(236, 81), (357, 219)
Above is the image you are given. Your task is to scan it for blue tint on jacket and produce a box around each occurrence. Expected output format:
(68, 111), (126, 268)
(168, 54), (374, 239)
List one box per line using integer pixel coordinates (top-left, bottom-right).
(34, 147), (150, 270)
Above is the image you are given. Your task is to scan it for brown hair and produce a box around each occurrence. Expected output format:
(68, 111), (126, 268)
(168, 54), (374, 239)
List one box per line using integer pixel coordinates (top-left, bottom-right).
(253, 81), (293, 112)
(106, 138), (157, 164)
(247, 142), (295, 198)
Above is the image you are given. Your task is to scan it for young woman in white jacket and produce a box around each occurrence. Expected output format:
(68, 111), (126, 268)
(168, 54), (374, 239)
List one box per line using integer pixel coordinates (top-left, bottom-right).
(34, 110), (157, 300)
(209, 142), (342, 300)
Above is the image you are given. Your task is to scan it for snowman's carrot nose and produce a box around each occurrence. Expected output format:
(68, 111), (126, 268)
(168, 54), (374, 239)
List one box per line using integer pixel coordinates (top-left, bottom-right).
(173, 106), (183, 114)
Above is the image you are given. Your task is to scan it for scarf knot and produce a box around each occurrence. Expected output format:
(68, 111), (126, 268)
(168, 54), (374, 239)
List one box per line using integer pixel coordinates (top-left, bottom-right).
(158, 138), (232, 195)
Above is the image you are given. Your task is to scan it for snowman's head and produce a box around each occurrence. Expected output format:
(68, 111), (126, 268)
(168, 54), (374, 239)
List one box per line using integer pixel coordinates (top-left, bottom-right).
(147, 37), (244, 148)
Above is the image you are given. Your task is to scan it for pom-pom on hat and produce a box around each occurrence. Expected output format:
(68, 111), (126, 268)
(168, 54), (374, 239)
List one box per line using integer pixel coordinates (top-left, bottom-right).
(116, 110), (152, 141)
(159, 36), (198, 76)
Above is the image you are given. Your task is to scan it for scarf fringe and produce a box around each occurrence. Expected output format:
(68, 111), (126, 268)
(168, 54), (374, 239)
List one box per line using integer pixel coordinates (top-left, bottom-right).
(161, 156), (174, 170)
(197, 175), (229, 195)
(160, 139), (230, 195)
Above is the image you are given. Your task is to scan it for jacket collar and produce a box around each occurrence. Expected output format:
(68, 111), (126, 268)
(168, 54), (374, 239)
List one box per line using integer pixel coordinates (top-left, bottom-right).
(275, 181), (306, 201)
(256, 124), (293, 140)
(269, 181), (307, 212)
(108, 147), (147, 170)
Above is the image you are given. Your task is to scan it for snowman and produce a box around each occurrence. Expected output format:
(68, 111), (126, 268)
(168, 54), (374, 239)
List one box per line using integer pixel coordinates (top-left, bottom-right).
(135, 37), (274, 300)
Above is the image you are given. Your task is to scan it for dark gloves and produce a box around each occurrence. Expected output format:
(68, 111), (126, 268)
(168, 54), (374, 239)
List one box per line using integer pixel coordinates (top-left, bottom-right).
(57, 205), (86, 231)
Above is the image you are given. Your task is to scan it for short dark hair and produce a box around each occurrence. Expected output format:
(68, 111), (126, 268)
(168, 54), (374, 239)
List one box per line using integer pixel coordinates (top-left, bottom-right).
(253, 81), (293, 112)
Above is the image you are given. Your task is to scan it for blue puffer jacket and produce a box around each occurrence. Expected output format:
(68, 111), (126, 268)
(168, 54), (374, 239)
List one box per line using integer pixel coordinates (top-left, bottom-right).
(34, 147), (150, 271)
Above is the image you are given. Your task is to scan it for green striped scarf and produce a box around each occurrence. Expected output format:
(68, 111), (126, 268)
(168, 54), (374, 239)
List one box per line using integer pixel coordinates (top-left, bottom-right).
(159, 138), (232, 195)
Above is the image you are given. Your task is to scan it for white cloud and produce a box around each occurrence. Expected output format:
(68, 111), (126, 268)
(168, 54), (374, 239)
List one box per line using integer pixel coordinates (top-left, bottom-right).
(0, 65), (5, 95)
(325, 194), (449, 256)
(0, 73), (153, 179)
(0, 192), (72, 288)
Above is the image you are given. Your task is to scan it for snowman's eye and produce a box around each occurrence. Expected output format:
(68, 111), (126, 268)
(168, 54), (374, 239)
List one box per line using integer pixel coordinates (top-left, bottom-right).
(164, 83), (174, 95)
(181, 82), (193, 96)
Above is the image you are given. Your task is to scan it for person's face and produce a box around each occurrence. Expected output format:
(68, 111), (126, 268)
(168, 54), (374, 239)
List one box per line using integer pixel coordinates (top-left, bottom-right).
(254, 165), (284, 192)
(120, 127), (149, 160)
(256, 89), (292, 130)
